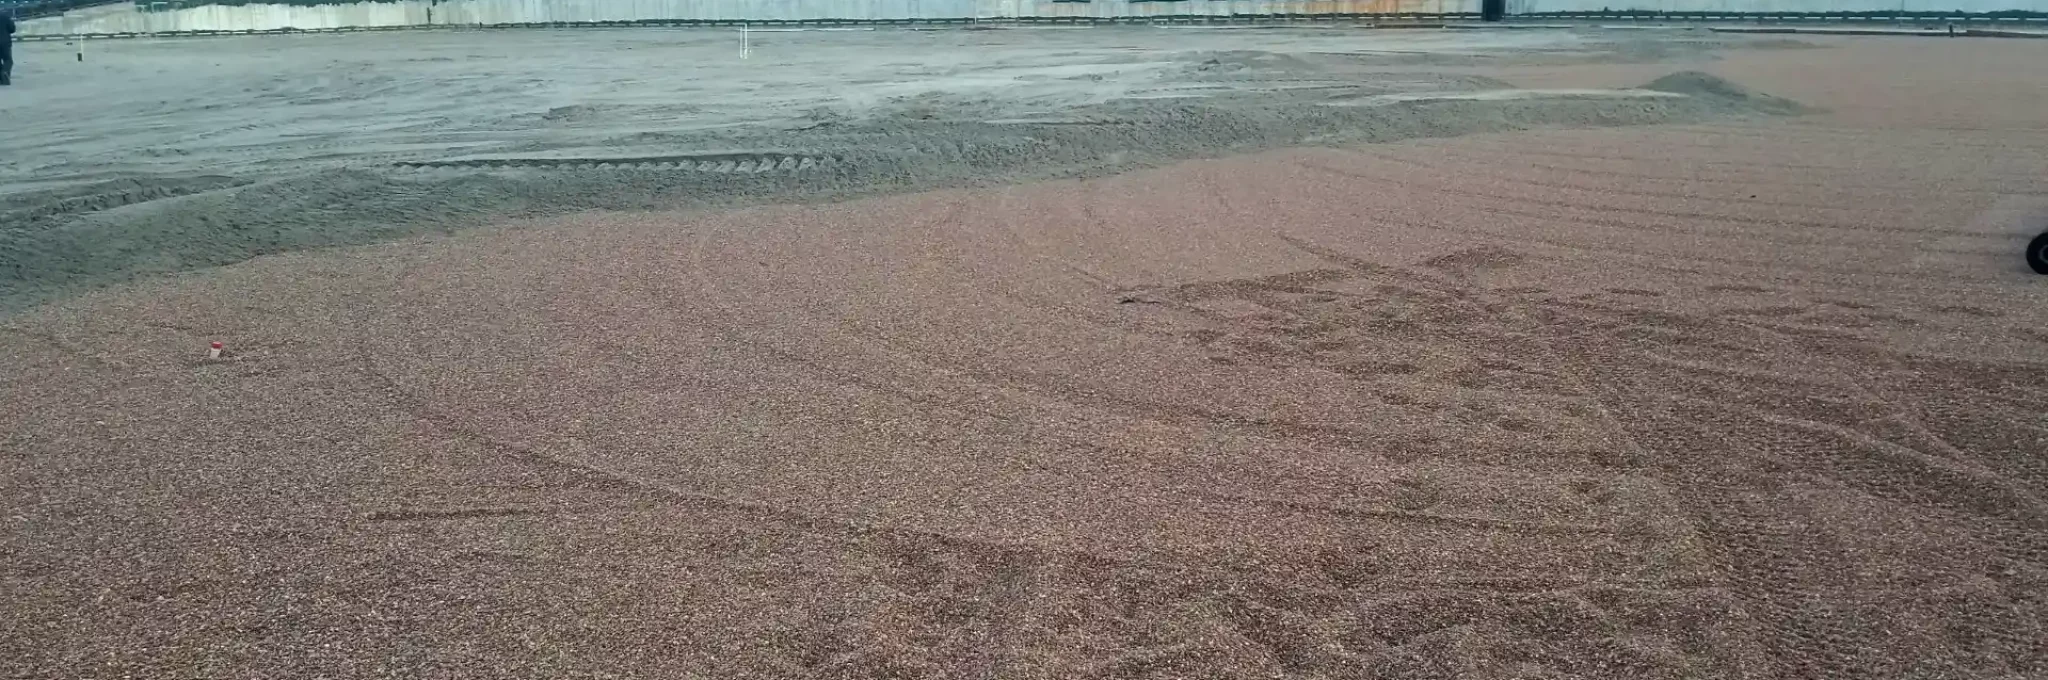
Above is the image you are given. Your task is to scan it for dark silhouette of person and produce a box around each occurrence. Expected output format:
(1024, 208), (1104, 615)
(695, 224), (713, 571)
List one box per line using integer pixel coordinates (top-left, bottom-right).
(1, 10), (15, 86)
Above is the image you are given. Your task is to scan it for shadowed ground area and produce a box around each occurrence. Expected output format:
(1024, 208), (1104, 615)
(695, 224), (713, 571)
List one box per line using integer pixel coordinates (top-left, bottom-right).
(4, 33), (2048, 679)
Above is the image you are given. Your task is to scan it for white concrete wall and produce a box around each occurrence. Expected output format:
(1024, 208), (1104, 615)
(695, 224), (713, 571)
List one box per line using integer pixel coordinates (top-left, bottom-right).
(1508, 0), (2047, 12)
(19, 0), (1471, 35)
(22, 0), (2042, 36)
(24, 1), (421, 33)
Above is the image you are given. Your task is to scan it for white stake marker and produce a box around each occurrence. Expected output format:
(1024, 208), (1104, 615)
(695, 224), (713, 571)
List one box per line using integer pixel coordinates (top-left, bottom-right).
(208, 341), (223, 359)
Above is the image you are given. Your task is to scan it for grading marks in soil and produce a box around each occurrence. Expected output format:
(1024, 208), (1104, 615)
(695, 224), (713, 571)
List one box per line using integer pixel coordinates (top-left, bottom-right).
(392, 152), (833, 172)
(0, 26), (1804, 311)
(7, 28), (2046, 680)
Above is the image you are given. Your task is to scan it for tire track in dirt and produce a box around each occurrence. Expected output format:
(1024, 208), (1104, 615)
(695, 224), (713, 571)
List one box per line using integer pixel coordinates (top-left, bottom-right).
(1534, 279), (2039, 680)
(393, 152), (834, 173)
(1240, 112), (2047, 677)
(1297, 160), (1916, 246)
(11, 41), (2048, 680)
(1353, 148), (1900, 213)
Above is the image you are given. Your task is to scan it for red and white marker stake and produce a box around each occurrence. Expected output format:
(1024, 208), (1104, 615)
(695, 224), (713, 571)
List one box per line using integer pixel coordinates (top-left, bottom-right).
(208, 341), (223, 359)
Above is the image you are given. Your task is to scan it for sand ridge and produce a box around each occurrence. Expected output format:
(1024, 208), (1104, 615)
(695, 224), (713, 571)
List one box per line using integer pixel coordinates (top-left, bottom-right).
(0, 27), (1804, 312)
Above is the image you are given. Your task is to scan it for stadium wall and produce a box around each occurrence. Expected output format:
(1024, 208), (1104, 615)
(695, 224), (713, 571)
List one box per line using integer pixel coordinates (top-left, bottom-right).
(17, 0), (2048, 35)
(19, 0), (1474, 35)
(1506, 0), (2045, 12)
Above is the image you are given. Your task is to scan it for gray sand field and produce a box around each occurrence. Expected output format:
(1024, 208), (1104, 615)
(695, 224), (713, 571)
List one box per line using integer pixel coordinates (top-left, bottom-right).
(5, 26), (2048, 680)
(2, 26), (1797, 310)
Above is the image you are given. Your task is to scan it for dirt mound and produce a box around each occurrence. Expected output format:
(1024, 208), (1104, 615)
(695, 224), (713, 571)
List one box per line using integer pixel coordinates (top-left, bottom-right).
(0, 62), (1809, 314)
(0, 84), (1798, 313)
(1644, 71), (1805, 113)
(0, 176), (247, 224)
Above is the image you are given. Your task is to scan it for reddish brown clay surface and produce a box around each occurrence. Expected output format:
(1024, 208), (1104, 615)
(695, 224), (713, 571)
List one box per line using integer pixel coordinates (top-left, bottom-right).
(5, 38), (2048, 679)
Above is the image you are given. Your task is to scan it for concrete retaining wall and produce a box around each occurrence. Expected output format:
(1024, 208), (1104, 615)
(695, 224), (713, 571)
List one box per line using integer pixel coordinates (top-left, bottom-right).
(20, 0), (1472, 35)
(19, 0), (2046, 36)
(1507, 0), (2047, 12)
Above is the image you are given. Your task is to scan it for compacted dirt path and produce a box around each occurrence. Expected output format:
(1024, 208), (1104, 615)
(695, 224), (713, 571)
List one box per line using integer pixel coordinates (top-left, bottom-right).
(4, 36), (2047, 679)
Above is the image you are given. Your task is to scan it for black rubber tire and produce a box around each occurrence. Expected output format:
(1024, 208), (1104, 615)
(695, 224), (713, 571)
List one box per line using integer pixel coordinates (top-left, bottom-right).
(2030, 231), (2048, 275)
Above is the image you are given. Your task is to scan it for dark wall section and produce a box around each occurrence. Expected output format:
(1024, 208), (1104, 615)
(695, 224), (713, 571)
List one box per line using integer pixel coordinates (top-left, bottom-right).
(3, 0), (126, 19)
